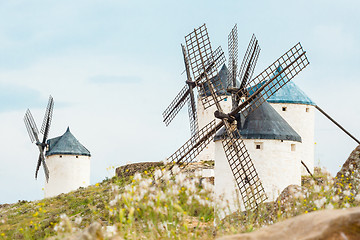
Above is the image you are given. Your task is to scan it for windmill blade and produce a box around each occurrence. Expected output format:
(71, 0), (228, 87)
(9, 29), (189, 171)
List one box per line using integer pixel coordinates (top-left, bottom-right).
(182, 44), (199, 136)
(187, 96), (199, 136)
(234, 42), (309, 120)
(185, 24), (226, 109)
(167, 119), (222, 167)
(37, 147), (49, 182)
(34, 153), (42, 179)
(228, 24), (238, 88)
(162, 85), (190, 126)
(238, 34), (260, 91)
(41, 95), (54, 142)
(221, 128), (267, 210)
(24, 109), (39, 143)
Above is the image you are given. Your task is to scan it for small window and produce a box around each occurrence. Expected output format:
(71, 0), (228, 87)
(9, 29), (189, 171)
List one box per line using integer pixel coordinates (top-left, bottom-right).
(59, 155), (62, 158)
(281, 140), (284, 143)
(224, 98), (227, 101)
(282, 107), (287, 111)
(306, 107), (309, 113)
(255, 142), (263, 150)
(76, 156), (79, 158)
(291, 144), (296, 152)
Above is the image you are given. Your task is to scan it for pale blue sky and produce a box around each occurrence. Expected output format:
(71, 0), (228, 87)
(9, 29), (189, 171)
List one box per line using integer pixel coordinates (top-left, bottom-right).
(0, 0), (359, 203)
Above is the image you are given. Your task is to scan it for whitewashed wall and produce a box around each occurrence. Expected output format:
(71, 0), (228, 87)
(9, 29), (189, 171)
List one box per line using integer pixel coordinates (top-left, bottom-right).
(44, 155), (90, 198)
(214, 139), (301, 212)
(270, 103), (315, 174)
(197, 96), (233, 161)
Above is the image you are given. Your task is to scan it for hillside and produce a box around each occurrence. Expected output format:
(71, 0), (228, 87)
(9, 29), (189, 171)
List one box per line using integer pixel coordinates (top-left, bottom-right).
(1, 156), (360, 239)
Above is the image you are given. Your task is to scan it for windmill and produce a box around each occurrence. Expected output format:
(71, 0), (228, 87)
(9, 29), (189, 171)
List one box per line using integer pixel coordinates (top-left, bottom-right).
(162, 44), (226, 136)
(24, 95), (54, 182)
(166, 24), (309, 210)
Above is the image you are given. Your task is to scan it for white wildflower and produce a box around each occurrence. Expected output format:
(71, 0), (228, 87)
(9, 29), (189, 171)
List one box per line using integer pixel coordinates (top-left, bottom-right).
(74, 216), (82, 225)
(104, 225), (117, 237)
(343, 190), (351, 196)
(134, 173), (142, 181)
(324, 185), (330, 192)
(109, 199), (117, 207)
(349, 164), (354, 170)
(313, 185), (321, 193)
(332, 195), (340, 202)
(163, 171), (171, 181)
(294, 191), (302, 199)
(172, 165), (181, 175)
(355, 194), (360, 202)
(60, 213), (68, 220)
(325, 204), (334, 210)
(314, 198), (326, 209)
(344, 203), (350, 208)
(139, 178), (152, 189)
(154, 169), (162, 180)
(111, 185), (119, 192)
(175, 173), (186, 185)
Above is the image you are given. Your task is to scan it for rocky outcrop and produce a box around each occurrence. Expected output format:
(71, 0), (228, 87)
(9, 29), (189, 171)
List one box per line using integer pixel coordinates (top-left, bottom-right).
(336, 145), (360, 179)
(115, 162), (163, 178)
(217, 207), (360, 240)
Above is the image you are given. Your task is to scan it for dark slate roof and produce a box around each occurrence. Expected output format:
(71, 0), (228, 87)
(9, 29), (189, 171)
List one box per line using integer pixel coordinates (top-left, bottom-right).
(46, 127), (91, 157)
(200, 64), (239, 97)
(214, 101), (301, 142)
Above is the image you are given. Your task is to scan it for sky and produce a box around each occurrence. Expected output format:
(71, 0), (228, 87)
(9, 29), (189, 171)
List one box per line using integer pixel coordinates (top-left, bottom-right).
(0, 0), (359, 204)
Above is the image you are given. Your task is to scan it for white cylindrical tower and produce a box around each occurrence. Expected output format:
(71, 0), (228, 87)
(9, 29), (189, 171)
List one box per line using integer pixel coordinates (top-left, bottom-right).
(197, 64), (234, 161)
(214, 101), (302, 212)
(268, 81), (316, 175)
(44, 127), (91, 198)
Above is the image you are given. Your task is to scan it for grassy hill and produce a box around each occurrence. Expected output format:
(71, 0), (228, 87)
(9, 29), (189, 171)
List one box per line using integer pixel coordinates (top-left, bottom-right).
(1, 163), (360, 240)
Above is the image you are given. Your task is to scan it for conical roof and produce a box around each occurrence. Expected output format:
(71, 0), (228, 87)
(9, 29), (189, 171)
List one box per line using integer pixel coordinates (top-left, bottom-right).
(201, 64), (238, 97)
(268, 81), (315, 105)
(262, 67), (315, 105)
(46, 127), (91, 157)
(214, 101), (301, 142)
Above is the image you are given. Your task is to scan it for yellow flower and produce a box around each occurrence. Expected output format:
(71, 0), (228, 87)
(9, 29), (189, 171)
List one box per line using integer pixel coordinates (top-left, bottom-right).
(313, 208), (316, 211)
(95, 183), (99, 187)
(144, 171), (148, 174)
(126, 169), (129, 172)
(137, 208), (140, 212)
(305, 211), (308, 214)
(33, 212), (39, 217)
(19, 228), (23, 232)
(1, 233), (5, 236)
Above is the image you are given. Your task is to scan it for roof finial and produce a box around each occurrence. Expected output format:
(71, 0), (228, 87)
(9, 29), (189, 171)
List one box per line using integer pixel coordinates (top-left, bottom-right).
(66, 126), (70, 132)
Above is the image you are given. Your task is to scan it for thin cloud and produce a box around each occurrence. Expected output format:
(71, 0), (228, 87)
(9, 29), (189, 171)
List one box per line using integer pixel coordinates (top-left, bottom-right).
(88, 75), (142, 84)
(0, 83), (45, 112)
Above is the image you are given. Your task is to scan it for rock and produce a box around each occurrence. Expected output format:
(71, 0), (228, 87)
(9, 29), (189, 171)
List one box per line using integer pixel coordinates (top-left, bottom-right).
(217, 207), (360, 240)
(57, 222), (104, 240)
(336, 145), (360, 179)
(115, 162), (163, 178)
